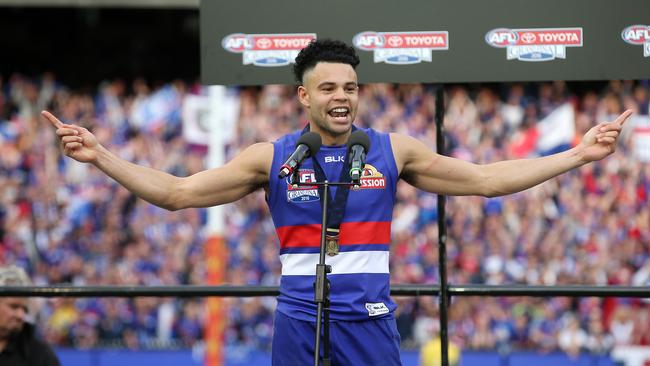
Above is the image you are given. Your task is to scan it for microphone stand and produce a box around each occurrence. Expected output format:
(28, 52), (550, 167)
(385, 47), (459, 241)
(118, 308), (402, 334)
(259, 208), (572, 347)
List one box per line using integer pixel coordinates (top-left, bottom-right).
(292, 173), (357, 366)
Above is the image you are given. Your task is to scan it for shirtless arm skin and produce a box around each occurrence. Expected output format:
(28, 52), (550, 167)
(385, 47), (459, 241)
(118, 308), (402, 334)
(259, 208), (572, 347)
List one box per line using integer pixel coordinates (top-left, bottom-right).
(42, 111), (272, 211)
(392, 109), (632, 197)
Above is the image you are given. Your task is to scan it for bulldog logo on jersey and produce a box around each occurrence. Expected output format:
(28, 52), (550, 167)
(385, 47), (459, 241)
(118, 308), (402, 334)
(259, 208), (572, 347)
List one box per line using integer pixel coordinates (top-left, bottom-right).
(286, 169), (320, 203)
(358, 164), (386, 189)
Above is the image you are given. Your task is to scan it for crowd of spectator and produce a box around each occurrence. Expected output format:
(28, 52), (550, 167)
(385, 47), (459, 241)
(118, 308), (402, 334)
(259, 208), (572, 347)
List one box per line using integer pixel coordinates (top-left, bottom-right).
(1, 72), (649, 356)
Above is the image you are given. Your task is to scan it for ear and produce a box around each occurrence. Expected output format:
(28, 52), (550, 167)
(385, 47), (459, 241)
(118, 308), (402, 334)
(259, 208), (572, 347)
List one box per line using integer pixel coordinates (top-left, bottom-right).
(297, 85), (310, 108)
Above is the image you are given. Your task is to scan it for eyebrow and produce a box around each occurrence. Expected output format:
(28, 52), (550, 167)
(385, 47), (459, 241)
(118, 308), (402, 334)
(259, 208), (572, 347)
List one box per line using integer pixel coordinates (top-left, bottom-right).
(317, 81), (358, 88)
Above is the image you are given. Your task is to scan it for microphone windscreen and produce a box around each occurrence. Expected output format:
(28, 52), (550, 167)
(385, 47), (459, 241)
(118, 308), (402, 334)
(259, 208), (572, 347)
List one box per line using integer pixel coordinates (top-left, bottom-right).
(297, 132), (322, 156)
(347, 130), (371, 152)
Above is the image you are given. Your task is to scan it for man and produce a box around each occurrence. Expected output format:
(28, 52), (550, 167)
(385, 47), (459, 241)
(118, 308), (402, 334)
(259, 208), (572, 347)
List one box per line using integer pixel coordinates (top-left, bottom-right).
(0, 266), (61, 366)
(43, 39), (631, 365)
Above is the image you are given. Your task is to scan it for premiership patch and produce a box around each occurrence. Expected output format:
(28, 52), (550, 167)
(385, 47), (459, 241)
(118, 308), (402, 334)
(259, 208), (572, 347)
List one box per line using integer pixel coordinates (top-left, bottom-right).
(222, 33), (316, 67)
(286, 169), (320, 203)
(485, 27), (582, 62)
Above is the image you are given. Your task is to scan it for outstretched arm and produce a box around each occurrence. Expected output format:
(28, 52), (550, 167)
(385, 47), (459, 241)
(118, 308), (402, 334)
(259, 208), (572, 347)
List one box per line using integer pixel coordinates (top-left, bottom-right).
(42, 110), (272, 210)
(393, 109), (632, 197)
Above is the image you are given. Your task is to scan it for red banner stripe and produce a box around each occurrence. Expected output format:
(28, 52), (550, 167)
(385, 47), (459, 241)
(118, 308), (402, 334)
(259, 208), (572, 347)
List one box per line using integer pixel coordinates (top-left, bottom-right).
(277, 222), (391, 248)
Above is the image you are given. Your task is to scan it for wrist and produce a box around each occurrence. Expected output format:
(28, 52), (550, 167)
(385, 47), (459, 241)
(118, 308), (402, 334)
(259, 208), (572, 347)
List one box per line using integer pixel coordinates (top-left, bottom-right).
(570, 144), (589, 166)
(91, 144), (110, 167)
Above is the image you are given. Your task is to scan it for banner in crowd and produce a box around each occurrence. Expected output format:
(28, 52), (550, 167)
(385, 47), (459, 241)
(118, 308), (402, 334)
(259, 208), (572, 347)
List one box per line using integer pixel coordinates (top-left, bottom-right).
(536, 103), (575, 156)
(632, 115), (650, 163)
(200, 0), (649, 85)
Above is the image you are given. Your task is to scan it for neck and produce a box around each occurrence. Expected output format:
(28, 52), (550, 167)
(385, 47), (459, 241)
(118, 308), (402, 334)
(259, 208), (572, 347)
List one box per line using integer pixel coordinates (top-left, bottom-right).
(308, 123), (352, 146)
(0, 338), (7, 352)
(321, 134), (349, 146)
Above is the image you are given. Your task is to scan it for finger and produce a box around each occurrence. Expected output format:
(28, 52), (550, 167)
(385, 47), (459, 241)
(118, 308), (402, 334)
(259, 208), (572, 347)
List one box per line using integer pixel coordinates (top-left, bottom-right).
(41, 110), (65, 129)
(64, 142), (82, 152)
(614, 109), (633, 127)
(61, 136), (83, 144)
(68, 125), (86, 133)
(596, 131), (619, 139)
(597, 123), (606, 132)
(56, 128), (79, 137)
(596, 137), (616, 144)
(599, 121), (623, 132)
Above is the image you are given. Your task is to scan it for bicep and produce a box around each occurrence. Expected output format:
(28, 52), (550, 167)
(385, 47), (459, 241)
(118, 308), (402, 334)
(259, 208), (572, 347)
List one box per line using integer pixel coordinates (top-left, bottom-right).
(176, 143), (272, 208)
(392, 133), (487, 196)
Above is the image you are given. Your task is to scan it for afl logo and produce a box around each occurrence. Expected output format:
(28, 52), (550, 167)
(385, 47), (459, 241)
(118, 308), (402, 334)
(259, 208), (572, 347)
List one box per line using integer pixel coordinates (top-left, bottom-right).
(286, 169), (319, 203)
(485, 28), (519, 48)
(222, 33), (252, 53)
(353, 32), (386, 50)
(621, 25), (650, 45)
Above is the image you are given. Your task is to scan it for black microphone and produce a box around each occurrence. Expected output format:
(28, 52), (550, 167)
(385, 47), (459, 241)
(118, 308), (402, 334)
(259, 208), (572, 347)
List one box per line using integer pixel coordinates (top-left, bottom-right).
(278, 132), (322, 179)
(347, 130), (371, 185)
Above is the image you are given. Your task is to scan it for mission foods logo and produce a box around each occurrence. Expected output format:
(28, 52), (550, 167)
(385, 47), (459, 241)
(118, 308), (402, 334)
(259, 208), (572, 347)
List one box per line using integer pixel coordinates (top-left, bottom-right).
(485, 27), (582, 62)
(353, 31), (448, 65)
(622, 25), (650, 57)
(286, 169), (319, 203)
(222, 33), (316, 67)
(358, 164), (386, 189)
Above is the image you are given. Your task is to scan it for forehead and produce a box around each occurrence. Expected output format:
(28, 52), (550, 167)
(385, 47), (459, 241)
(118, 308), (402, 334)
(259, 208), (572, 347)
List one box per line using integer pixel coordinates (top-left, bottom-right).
(304, 62), (357, 86)
(0, 297), (28, 308)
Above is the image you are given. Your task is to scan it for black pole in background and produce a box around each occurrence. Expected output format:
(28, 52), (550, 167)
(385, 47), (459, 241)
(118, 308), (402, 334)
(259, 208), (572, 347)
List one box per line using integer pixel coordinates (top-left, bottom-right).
(4, 284), (650, 298)
(434, 85), (449, 366)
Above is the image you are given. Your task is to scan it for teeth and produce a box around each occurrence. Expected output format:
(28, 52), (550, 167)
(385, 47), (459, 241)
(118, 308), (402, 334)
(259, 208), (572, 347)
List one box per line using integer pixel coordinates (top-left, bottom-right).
(331, 108), (348, 113)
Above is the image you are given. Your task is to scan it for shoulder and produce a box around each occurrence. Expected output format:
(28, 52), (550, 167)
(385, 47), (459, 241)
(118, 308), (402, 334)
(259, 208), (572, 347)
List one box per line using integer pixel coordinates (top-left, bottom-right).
(273, 129), (303, 147)
(238, 142), (274, 175)
(389, 132), (434, 156)
(389, 132), (415, 147)
(389, 133), (421, 166)
(358, 126), (385, 139)
(22, 325), (61, 366)
(32, 338), (61, 366)
(244, 141), (274, 154)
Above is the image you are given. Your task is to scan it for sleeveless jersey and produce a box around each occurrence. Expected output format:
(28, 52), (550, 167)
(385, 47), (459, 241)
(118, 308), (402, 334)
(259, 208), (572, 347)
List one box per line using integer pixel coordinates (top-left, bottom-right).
(267, 127), (399, 321)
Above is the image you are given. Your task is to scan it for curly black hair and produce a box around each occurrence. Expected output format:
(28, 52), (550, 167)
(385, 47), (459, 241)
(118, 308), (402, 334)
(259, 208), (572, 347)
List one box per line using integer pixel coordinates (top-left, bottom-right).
(293, 39), (360, 84)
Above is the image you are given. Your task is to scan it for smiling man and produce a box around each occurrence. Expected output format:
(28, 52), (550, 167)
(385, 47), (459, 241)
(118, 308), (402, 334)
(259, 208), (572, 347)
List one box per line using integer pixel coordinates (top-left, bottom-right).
(0, 266), (60, 366)
(43, 39), (631, 365)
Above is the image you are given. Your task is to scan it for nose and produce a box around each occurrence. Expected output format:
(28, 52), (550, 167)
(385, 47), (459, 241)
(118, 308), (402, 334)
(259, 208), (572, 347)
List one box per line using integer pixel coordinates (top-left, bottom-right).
(333, 87), (348, 101)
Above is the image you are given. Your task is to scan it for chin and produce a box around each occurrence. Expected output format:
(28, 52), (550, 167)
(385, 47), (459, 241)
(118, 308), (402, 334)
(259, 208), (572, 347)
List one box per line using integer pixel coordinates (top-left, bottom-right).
(328, 119), (352, 131)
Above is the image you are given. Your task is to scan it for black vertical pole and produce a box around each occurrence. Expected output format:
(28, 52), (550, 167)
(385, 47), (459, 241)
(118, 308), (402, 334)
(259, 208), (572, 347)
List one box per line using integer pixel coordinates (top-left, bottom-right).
(314, 181), (331, 366)
(434, 85), (449, 366)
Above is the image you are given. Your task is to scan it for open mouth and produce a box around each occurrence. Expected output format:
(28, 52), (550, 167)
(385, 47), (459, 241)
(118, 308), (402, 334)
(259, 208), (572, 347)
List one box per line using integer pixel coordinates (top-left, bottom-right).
(328, 107), (350, 121)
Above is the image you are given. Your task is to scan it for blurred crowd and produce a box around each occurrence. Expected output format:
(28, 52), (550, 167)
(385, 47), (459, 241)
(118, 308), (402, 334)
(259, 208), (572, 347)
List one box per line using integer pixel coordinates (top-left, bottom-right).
(0, 72), (649, 356)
